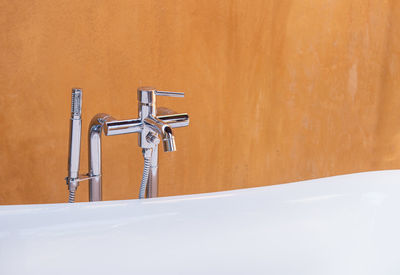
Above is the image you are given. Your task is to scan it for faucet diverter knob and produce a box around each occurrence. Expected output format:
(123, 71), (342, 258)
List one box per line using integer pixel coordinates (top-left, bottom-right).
(146, 132), (160, 145)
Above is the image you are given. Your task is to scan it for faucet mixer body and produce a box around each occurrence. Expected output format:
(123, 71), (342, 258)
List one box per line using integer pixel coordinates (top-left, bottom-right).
(66, 87), (189, 202)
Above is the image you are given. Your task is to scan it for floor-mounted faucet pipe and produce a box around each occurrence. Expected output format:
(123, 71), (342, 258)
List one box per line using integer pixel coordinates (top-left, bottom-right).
(88, 113), (115, 202)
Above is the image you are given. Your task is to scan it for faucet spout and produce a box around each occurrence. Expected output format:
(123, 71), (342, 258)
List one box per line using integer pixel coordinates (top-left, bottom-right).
(144, 116), (176, 152)
(162, 127), (176, 152)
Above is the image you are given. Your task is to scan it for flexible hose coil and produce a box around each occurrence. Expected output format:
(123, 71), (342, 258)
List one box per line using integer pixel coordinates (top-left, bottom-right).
(68, 189), (76, 203)
(139, 149), (152, 199)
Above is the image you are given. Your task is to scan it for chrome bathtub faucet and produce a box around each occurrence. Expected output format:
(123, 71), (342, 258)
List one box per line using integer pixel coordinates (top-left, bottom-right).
(65, 87), (189, 202)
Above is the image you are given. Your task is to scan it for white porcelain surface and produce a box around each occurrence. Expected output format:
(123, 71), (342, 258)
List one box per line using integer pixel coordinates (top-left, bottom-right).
(1, 170), (400, 274)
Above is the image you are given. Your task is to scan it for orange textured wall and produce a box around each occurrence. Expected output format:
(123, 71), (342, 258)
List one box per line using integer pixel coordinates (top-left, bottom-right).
(0, 0), (399, 204)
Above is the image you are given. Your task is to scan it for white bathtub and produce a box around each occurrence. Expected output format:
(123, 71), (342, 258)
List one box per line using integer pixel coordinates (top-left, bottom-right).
(0, 170), (399, 275)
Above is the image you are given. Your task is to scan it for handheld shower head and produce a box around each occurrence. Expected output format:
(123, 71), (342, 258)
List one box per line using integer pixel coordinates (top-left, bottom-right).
(68, 89), (83, 181)
(71, 89), (82, 118)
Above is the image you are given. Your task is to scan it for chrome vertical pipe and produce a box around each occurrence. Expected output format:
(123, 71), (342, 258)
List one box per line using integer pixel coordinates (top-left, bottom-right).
(88, 124), (102, 202)
(146, 144), (159, 198)
(88, 113), (114, 202)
